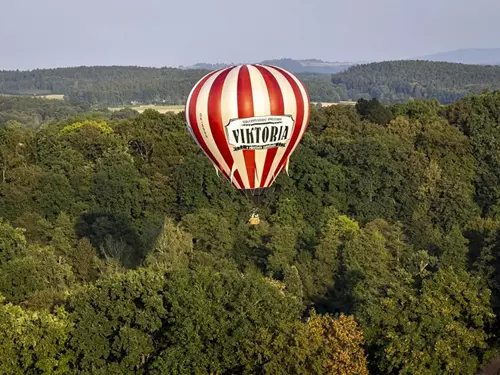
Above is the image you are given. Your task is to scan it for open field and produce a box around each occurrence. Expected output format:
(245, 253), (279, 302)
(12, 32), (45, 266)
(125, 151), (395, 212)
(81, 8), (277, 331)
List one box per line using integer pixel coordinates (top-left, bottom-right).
(109, 101), (356, 114)
(39, 94), (65, 100)
(0, 93), (65, 100)
(312, 101), (357, 106)
(108, 104), (185, 114)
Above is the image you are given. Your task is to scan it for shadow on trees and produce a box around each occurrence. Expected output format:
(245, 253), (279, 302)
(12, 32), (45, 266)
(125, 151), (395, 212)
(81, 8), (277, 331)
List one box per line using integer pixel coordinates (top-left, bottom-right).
(311, 269), (364, 316)
(75, 212), (148, 269)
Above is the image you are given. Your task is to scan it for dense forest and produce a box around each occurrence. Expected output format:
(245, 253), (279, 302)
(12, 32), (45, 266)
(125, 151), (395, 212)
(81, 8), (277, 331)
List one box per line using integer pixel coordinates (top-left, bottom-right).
(0, 66), (208, 107)
(2, 60), (500, 106)
(1, 90), (500, 374)
(0, 66), (344, 106)
(0, 95), (91, 129)
(332, 60), (500, 103)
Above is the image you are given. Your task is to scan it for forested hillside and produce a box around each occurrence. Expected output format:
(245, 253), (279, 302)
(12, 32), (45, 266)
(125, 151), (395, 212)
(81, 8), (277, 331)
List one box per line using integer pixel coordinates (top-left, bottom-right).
(2, 60), (500, 106)
(332, 60), (500, 103)
(0, 66), (346, 106)
(1, 91), (500, 374)
(0, 66), (209, 106)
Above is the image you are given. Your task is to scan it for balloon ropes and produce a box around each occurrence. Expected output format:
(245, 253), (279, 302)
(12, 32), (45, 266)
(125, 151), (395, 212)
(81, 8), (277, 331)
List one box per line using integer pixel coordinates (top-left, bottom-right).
(185, 64), (311, 224)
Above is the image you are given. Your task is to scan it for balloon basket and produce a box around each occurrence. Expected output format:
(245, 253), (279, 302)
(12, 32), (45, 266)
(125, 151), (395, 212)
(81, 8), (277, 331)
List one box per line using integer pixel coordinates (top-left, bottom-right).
(248, 208), (260, 225)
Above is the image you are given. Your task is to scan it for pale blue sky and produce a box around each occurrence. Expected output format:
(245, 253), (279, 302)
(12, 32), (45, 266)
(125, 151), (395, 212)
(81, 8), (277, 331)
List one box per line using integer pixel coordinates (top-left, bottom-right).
(1, 0), (499, 70)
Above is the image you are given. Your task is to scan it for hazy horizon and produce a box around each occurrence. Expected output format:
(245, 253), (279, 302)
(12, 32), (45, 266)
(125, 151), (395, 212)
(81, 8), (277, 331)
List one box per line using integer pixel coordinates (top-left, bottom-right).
(2, 0), (499, 70)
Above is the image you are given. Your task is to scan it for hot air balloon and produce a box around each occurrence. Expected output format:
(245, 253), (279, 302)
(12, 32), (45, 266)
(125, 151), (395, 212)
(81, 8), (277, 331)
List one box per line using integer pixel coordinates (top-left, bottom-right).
(185, 64), (310, 224)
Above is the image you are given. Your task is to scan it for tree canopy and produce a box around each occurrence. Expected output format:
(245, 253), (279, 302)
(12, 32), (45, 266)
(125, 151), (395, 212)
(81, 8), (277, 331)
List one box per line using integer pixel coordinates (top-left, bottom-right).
(1, 91), (500, 374)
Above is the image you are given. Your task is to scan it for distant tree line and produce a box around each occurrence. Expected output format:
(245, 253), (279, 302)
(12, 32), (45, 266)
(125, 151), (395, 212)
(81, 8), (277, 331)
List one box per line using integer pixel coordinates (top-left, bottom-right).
(2, 60), (500, 107)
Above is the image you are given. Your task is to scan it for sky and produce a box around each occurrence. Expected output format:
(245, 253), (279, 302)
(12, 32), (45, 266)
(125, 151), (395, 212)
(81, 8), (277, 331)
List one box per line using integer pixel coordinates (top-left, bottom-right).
(1, 0), (499, 70)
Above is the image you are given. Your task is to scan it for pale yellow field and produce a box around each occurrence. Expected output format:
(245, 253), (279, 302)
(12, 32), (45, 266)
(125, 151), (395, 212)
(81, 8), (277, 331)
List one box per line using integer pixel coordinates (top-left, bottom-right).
(313, 101), (357, 106)
(110, 102), (360, 115)
(0, 93), (65, 100)
(109, 104), (185, 114)
(109, 102), (357, 114)
(39, 94), (65, 100)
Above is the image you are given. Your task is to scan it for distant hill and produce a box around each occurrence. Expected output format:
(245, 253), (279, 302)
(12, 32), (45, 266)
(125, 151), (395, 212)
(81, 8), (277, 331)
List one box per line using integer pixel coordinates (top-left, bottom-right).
(183, 51), (500, 72)
(184, 58), (356, 74)
(182, 63), (233, 70)
(0, 65), (349, 106)
(414, 48), (500, 65)
(259, 58), (354, 74)
(331, 59), (500, 103)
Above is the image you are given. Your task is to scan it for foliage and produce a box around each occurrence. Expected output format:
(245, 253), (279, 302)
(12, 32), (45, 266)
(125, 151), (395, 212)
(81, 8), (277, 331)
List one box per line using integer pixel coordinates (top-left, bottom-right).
(306, 311), (369, 375)
(355, 98), (394, 124)
(0, 296), (73, 374)
(0, 95), (89, 129)
(59, 119), (113, 136)
(0, 91), (499, 374)
(332, 60), (500, 103)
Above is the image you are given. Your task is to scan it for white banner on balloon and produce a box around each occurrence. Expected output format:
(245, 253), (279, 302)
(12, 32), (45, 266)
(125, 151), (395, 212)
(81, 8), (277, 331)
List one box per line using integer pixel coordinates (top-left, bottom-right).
(225, 115), (295, 151)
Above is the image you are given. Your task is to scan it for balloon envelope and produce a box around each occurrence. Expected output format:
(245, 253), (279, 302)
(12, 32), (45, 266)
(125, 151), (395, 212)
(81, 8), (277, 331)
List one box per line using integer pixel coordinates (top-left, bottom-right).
(185, 64), (310, 194)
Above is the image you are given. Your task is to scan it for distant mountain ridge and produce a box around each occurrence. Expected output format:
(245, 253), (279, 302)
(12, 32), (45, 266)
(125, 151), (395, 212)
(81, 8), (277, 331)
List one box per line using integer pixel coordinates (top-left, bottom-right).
(184, 49), (500, 74)
(414, 48), (500, 65)
(182, 58), (358, 74)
